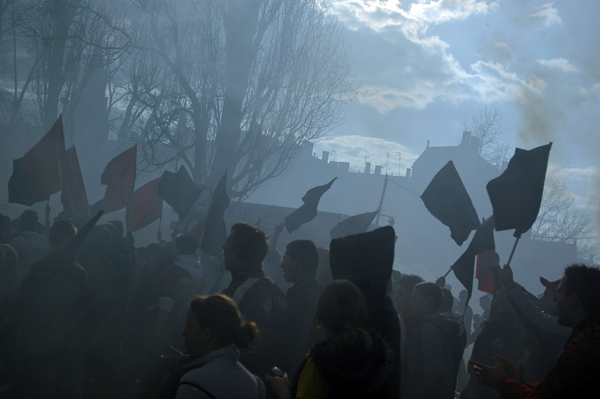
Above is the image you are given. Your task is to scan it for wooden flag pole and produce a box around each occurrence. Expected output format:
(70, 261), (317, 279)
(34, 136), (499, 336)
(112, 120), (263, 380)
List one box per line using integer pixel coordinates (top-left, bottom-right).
(506, 236), (521, 266)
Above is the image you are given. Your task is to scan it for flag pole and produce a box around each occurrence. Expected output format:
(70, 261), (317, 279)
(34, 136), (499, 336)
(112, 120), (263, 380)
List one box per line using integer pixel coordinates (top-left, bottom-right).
(443, 267), (452, 278)
(374, 174), (388, 226)
(157, 204), (163, 242)
(506, 236), (521, 266)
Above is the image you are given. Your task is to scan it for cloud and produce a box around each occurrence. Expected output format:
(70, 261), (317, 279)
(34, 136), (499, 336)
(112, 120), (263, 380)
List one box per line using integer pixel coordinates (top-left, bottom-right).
(529, 3), (562, 27)
(314, 135), (420, 175)
(332, 0), (497, 33)
(536, 58), (577, 72)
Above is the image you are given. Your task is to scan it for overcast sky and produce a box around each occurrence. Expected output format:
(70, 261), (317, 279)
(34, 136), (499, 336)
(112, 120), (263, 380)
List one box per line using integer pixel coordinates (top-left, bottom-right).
(314, 0), (599, 226)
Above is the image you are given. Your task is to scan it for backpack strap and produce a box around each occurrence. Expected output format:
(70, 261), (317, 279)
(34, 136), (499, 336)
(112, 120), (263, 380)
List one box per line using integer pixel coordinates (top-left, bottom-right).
(232, 277), (260, 305)
(178, 381), (217, 399)
(255, 375), (266, 399)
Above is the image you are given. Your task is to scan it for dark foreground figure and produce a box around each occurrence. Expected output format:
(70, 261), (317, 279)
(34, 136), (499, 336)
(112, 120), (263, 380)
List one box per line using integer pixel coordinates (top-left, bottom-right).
(472, 264), (600, 398)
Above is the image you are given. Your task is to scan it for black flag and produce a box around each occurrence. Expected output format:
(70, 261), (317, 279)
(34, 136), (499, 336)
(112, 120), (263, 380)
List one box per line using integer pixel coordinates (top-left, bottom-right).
(330, 210), (379, 240)
(158, 166), (204, 219)
(486, 143), (552, 238)
(421, 161), (480, 246)
(451, 216), (496, 306)
(285, 177), (337, 233)
(201, 171), (230, 256)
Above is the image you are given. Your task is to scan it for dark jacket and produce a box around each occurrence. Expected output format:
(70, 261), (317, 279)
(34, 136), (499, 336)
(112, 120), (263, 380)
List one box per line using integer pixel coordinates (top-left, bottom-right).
(497, 318), (600, 399)
(223, 268), (287, 378)
(402, 314), (460, 399)
(292, 330), (395, 399)
(284, 275), (323, 376)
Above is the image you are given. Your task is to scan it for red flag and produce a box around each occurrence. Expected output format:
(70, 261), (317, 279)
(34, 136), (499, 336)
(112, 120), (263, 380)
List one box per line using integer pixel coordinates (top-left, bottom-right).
(476, 250), (496, 294)
(20, 115), (66, 198)
(126, 177), (162, 232)
(61, 147), (89, 219)
(100, 145), (137, 213)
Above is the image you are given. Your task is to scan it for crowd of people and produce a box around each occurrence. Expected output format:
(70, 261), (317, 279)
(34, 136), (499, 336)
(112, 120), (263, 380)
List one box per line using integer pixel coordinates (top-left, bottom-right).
(0, 209), (599, 399)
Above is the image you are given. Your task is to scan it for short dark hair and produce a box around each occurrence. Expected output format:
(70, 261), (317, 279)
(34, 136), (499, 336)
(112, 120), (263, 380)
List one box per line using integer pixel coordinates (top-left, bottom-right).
(229, 222), (268, 266)
(48, 220), (77, 249)
(397, 274), (424, 292)
(286, 239), (319, 275)
(413, 282), (443, 312)
(564, 264), (600, 319)
(20, 210), (38, 232)
(440, 287), (454, 313)
(175, 234), (198, 255)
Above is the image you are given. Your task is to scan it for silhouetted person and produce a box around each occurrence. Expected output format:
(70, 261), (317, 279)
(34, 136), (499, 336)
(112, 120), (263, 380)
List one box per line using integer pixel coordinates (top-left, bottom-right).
(395, 274), (425, 336)
(472, 264), (600, 398)
(330, 226), (401, 399)
(11, 220), (87, 399)
(10, 210), (50, 287)
(159, 294), (265, 399)
(280, 239), (323, 376)
(267, 280), (394, 399)
(222, 222), (287, 380)
(402, 282), (460, 399)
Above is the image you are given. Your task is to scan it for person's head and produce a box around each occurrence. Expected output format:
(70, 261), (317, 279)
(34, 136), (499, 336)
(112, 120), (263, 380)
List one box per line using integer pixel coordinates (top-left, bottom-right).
(556, 264), (600, 327)
(48, 220), (77, 251)
(106, 220), (124, 239)
(479, 294), (491, 311)
(458, 290), (468, 302)
(315, 280), (368, 338)
(439, 287), (454, 313)
(19, 210), (38, 232)
(183, 294), (260, 357)
(281, 239), (319, 283)
(410, 282), (443, 317)
(174, 234), (198, 256)
(395, 274), (424, 313)
(222, 222), (268, 272)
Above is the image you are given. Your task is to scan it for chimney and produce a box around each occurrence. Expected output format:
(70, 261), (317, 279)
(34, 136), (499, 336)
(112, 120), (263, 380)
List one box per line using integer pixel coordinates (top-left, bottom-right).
(365, 162), (371, 174)
(338, 162), (350, 173)
(374, 165), (382, 175)
(405, 168), (412, 177)
(470, 136), (481, 154)
(322, 151), (329, 163)
(461, 131), (471, 146)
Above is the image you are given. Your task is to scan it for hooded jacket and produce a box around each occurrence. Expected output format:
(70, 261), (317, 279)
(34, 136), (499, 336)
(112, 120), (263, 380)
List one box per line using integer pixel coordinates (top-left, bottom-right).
(402, 314), (461, 399)
(293, 330), (395, 399)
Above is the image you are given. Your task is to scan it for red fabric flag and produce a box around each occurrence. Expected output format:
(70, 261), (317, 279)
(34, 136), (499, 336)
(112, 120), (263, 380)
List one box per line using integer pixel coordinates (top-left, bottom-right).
(61, 147), (89, 219)
(126, 177), (162, 232)
(100, 145), (137, 213)
(20, 115), (66, 198)
(476, 250), (496, 294)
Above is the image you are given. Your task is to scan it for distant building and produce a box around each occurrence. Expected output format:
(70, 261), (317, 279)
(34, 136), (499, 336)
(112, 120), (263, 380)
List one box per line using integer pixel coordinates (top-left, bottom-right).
(243, 135), (576, 295)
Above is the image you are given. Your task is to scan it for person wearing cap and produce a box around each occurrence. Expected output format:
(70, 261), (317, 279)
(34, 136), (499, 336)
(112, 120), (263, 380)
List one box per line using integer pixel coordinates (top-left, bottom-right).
(472, 263), (600, 398)
(499, 264), (571, 382)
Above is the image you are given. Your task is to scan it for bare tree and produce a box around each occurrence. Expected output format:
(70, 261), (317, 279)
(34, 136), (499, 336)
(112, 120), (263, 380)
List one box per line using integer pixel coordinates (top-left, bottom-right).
(531, 181), (599, 261)
(120, 0), (352, 198)
(461, 106), (511, 168)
